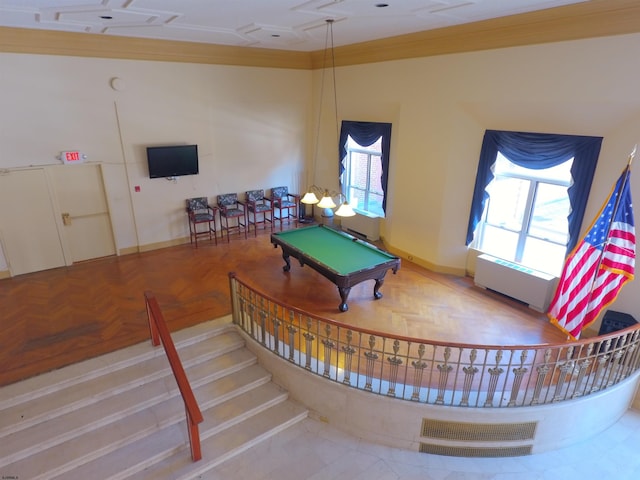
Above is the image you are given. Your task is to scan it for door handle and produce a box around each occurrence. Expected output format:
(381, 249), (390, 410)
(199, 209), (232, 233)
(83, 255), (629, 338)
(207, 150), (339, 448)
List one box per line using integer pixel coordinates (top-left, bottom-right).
(62, 212), (72, 226)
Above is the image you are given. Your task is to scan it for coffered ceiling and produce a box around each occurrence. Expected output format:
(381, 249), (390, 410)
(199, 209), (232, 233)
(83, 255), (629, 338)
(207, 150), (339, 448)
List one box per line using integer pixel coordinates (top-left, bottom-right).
(0, 0), (588, 52)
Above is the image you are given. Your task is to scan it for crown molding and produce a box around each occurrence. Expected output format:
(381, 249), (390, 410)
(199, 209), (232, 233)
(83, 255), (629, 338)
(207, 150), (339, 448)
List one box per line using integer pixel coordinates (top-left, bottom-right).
(1, 1), (639, 70)
(0, 27), (312, 69)
(312, 0), (640, 68)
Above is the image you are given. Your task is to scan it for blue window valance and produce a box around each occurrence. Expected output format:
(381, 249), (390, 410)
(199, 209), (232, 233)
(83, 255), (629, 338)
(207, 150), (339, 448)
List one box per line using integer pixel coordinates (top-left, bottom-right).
(465, 130), (602, 253)
(339, 121), (392, 213)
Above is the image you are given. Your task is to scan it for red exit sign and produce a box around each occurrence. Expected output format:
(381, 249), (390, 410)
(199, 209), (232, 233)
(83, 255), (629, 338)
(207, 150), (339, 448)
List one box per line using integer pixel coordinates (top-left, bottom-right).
(61, 151), (85, 164)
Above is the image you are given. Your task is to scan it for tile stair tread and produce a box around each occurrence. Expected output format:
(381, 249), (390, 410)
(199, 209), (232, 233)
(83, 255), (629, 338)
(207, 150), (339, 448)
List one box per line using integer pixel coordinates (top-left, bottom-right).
(56, 400), (308, 480)
(3, 367), (282, 479)
(0, 316), (235, 409)
(1, 317), (309, 479)
(0, 349), (262, 466)
(0, 329), (245, 433)
(134, 401), (309, 480)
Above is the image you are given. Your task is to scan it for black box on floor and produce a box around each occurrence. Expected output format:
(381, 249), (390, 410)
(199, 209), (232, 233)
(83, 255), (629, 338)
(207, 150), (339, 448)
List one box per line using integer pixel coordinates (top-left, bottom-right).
(598, 310), (637, 335)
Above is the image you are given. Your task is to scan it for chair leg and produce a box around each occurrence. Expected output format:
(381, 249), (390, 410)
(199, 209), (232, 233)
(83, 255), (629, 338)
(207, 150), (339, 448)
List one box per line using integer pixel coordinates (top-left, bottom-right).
(221, 215), (248, 241)
(191, 218), (220, 247)
(274, 207), (281, 231)
(211, 219), (217, 246)
(251, 210), (258, 237)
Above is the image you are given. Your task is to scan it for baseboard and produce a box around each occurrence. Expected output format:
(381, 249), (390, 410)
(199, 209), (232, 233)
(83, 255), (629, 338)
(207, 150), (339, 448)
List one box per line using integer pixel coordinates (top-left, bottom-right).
(138, 237), (190, 253)
(118, 246), (140, 256)
(384, 243), (466, 276)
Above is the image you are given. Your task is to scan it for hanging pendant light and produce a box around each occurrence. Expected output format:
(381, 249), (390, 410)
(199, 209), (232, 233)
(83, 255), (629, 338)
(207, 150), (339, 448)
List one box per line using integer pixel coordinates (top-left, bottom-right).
(317, 190), (336, 209)
(335, 200), (356, 217)
(300, 19), (356, 222)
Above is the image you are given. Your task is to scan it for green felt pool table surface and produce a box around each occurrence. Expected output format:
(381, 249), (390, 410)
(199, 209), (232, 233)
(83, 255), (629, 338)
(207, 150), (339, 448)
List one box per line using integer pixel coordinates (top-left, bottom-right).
(272, 225), (396, 274)
(270, 225), (401, 311)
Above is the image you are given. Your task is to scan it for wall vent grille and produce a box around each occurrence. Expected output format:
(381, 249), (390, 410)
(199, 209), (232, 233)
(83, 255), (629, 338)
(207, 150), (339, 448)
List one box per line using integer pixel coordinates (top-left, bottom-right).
(419, 443), (533, 457)
(340, 213), (380, 241)
(421, 419), (537, 442)
(474, 254), (557, 311)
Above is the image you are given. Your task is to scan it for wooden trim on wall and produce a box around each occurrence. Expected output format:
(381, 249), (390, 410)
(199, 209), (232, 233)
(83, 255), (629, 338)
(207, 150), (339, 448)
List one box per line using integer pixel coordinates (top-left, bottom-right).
(1, 1), (640, 69)
(0, 27), (312, 70)
(314, 0), (640, 68)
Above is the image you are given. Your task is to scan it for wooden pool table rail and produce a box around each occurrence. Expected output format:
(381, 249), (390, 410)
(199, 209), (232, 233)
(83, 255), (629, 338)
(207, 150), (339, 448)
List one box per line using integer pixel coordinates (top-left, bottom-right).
(271, 226), (400, 312)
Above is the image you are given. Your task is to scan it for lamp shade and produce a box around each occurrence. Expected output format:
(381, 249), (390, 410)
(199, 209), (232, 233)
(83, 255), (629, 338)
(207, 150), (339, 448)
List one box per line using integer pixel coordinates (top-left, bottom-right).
(301, 192), (319, 204)
(335, 202), (356, 217)
(317, 191), (336, 209)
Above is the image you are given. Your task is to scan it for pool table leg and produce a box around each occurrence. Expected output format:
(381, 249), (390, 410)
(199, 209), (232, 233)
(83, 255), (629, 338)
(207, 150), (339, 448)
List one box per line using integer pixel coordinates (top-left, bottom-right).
(373, 277), (385, 299)
(281, 253), (291, 272)
(338, 287), (351, 312)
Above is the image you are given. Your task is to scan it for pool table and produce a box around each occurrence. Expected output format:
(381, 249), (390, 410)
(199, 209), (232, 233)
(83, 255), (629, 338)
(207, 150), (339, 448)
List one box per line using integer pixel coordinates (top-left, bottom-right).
(270, 225), (401, 312)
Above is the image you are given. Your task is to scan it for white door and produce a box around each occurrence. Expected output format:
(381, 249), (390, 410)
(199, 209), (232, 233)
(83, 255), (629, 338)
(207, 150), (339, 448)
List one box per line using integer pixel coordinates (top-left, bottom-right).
(49, 164), (116, 263)
(0, 169), (66, 275)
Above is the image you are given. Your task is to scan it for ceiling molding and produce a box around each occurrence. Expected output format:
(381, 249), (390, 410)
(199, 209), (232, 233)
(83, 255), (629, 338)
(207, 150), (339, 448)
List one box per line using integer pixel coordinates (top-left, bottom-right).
(313, 0), (640, 68)
(1, 1), (639, 70)
(0, 27), (312, 69)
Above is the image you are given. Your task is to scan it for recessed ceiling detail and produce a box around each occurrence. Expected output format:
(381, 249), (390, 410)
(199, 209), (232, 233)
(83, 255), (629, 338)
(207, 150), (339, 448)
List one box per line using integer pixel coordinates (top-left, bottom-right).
(0, 1), (589, 51)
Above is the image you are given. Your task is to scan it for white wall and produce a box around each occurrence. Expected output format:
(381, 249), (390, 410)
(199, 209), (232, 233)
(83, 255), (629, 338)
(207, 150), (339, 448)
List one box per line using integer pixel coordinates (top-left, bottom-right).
(0, 54), (310, 259)
(310, 32), (640, 320)
(2, 32), (640, 321)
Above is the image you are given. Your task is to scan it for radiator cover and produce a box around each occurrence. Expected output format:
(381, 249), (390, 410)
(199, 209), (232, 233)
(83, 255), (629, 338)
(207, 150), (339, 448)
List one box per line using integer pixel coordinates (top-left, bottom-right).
(474, 254), (558, 312)
(340, 213), (380, 241)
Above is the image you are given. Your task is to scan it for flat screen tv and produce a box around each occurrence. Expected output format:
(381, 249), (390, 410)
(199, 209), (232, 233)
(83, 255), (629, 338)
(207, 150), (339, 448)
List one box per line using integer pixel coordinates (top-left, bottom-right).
(146, 144), (199, 178)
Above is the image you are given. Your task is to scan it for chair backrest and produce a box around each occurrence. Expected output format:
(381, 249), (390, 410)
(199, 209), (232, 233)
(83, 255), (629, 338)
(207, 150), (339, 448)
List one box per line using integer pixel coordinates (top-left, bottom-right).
(246, 189), (265, 203)
(186, 197), (208, 212)
(271, 186), (288, 199)
(217, 193), (239, 207)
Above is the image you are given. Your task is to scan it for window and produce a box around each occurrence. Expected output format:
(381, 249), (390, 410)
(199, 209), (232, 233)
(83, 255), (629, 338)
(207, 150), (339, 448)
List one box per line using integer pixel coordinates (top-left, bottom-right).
(477, 153), (573, 276)
(341, 136), (385, 217)
(465, 130), (601, 277)
(338, 121), (392, 216)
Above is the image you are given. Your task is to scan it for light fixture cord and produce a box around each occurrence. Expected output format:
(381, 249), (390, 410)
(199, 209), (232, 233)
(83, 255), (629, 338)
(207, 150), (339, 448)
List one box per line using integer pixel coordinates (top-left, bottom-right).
(310, 20), (332, 191)
(329, 19), (340, 151)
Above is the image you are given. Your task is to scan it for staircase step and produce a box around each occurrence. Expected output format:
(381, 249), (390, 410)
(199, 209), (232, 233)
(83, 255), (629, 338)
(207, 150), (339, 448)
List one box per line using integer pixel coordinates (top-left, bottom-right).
(0, 329), (245, 438)
(0, 348), (260, 468)
(136, 401), (309, 480)
(47, 383), (304, 480)
(3, 362), (275, 479)
(0, 317), (309, 479)
(0, 316), (235, 412)
(62, 400), (308, 480)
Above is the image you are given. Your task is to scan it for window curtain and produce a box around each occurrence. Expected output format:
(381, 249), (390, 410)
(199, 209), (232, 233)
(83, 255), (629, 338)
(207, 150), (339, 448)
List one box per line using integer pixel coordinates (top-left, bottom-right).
(339, 121), (392, 213)
(465, 130), (602, 253)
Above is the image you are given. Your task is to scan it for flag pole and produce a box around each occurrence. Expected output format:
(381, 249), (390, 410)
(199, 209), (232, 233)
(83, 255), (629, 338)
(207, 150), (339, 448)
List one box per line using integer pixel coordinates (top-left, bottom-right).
(582, 147), (635, 335)
(549, 146), (636, 339)
(602, 147), (634, 247)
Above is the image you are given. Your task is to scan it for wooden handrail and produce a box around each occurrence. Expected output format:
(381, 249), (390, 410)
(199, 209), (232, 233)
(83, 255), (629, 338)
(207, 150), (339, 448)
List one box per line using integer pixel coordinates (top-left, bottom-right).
(144, 291), (203, 462)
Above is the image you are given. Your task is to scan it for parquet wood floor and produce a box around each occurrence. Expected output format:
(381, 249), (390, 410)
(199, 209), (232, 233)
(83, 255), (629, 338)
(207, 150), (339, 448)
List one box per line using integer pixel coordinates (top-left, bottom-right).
(0, 228), (568, 387)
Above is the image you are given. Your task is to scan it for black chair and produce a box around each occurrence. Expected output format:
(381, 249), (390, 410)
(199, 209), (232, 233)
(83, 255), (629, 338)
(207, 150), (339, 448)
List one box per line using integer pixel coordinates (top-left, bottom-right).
(216, 193), (247, 242)
(186, 197), (217, 247)
(269, 186), (299, 231)
(245, 189), (273, 236)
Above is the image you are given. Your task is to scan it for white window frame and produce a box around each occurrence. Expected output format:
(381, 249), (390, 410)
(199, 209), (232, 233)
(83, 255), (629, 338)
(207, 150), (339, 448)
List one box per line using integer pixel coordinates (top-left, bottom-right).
(477, 155), (573, 275)
(342, 136), (385, 217)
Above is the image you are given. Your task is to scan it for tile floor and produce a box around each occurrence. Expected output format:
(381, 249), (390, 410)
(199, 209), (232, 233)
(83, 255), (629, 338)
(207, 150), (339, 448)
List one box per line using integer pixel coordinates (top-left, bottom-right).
(207, 409), (640, 480)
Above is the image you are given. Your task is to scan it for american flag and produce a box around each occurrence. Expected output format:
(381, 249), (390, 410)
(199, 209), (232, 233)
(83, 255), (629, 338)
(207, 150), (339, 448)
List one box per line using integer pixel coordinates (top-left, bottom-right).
(548, 166), (635, 339)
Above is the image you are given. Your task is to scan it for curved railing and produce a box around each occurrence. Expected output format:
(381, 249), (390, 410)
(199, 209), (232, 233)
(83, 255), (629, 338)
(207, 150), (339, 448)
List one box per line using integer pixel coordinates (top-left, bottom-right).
(229, 273), (640, 408)
(144, 291), (203, 461)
